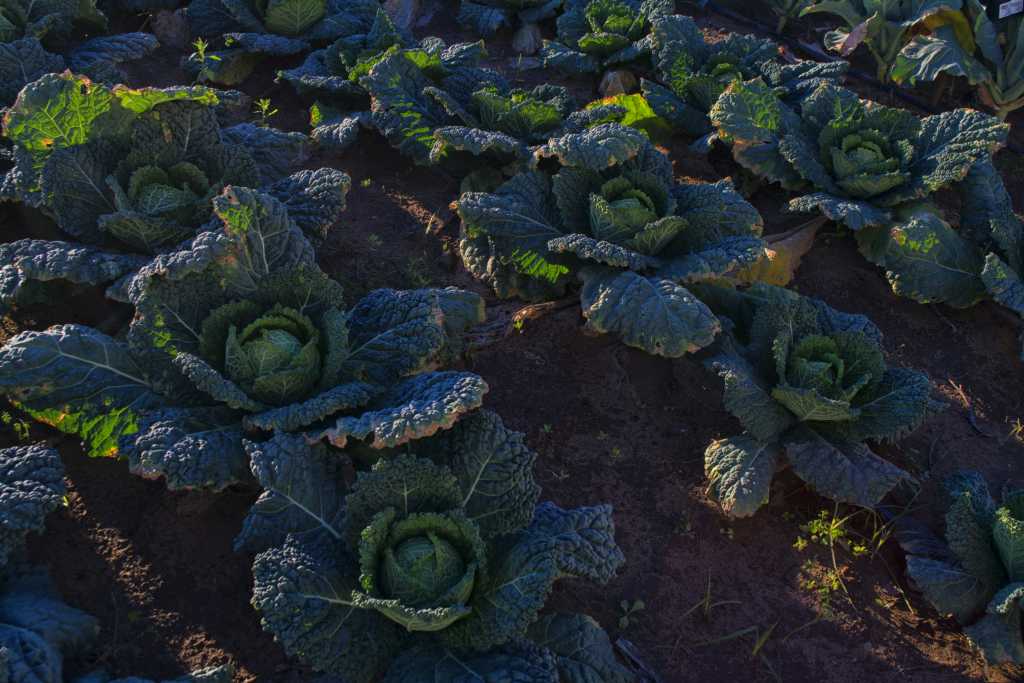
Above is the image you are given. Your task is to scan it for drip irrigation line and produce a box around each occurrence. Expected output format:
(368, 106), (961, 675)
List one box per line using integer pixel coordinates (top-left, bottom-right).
(697, 0), (1024, 155)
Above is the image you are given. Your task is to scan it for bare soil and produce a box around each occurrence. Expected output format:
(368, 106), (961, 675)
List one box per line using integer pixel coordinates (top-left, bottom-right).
(6, 1), (1024, 681)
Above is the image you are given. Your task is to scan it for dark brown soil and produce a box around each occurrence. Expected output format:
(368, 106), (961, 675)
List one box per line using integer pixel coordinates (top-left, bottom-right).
(7, 1), (1024, 682)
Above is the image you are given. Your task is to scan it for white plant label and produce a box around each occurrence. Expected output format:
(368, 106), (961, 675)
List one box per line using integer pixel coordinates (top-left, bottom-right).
(1000, 0), (1024, 18)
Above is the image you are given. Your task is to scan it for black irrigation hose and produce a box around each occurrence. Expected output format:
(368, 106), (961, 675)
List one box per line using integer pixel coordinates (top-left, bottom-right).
(698, 0), (1024, 156)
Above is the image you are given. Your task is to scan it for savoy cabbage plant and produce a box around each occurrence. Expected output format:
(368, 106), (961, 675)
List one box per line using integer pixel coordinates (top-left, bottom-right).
(901, 471), (1024, 665)
(0, 186), (488, 491)
(242, 411), (634, 682)
(184, 0), (383, 85)
(893, 0), (1024, 120)
(457, 0), (565, 36)
(710, 81), (1008, 231)
(642, 14), (849, 141)
(802, 0), (962, 82)
(0, 72), (349, 313)
(696, 282), (936, 517)
(361, 39), (623, 179)
(858, 159), (1024, 358)
(540, 0), (674, 75)
(0, 0), (157, 106)
(279, 6), (408, 102)
(457, 122), (766, 357)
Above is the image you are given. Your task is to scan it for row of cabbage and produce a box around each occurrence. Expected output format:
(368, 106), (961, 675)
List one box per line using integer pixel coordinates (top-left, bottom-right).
(0, 0), (1022, 676)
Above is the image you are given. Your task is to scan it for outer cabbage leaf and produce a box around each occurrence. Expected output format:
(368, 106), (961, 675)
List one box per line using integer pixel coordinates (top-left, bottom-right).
(782, 427), (910, 508)
(234, 432), (347, 553)
(440, 502), (625, 652)
(527, 613), (636, 683)
(0, 325), (167, 458)
(382, 643), (558, 683)
(704, 436), (781, 518)
(0, 240), (147, 314)
(578, 269), (720, 357)
(458, 171), (573, 301)
(0, 38), (64, 106)
(119, 407), (249, 492)
(251, 533), (403, 683)
(412, 409), (541, 539)
(67, 32), (158, 83)
(265, 168), (351, 243)
(315, 372), (489, 449)
(0, 567), (100, 683)
(964, 583), (1024, 664)
(0, 444), (64, 570)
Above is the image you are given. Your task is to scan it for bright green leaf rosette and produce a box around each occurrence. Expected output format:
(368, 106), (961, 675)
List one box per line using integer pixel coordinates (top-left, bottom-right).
(696, 282), (937, 518)
(902, 471), (1024, 665)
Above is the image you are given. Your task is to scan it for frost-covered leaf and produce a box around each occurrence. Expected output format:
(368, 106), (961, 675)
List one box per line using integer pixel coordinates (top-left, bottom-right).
(234, 432), (346, 554)
(0, 444), (64, 570)
(704, 436), (781, 518)
(316, 372), (488, 448)
(0, 325), (166, 457)
(579, 269), (720, 357)
(784, 427), (909, 508)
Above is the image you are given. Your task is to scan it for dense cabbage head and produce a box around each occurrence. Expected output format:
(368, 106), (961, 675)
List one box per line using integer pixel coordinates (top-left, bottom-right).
(202, 301), (323, 406)
(358, 507), (486, 631)
(817, 109), (916, 199)
(771, 331), (885, 422)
